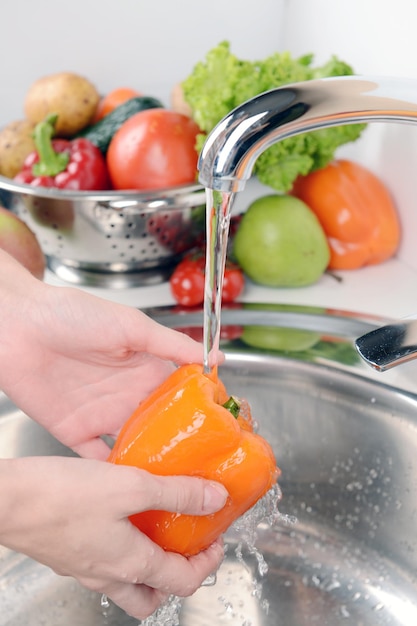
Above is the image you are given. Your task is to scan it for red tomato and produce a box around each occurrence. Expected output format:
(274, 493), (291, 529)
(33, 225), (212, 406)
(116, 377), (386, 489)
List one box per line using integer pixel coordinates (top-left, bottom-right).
(93, 87), (141, 122)
(222, 261), (246, 303)
(179, 325), (244, 342)
(170, 255), (206, 307)
(107, 109), (200, 190)
(147, 212), (199, 254)
(170, 253), (245, 307)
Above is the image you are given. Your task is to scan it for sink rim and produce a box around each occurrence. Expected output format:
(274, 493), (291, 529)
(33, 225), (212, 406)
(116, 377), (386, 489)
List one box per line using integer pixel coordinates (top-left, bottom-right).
(144, 302), (417, 395)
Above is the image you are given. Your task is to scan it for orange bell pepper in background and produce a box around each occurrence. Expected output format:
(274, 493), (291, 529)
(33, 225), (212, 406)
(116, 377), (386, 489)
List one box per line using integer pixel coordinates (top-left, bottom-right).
(291, 159), (401, 270)
(93, 87), (141, 122)
(108, 363), (279, 557)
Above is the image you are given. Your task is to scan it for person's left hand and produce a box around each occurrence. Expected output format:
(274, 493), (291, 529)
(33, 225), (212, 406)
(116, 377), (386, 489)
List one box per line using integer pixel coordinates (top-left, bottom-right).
(0, 455), (227, 620)
(0, 258), (216, 459)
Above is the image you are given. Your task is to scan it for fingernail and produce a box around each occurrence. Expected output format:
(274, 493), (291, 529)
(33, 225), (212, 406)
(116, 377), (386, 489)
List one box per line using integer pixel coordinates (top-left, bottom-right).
(203, 482), (228, 513)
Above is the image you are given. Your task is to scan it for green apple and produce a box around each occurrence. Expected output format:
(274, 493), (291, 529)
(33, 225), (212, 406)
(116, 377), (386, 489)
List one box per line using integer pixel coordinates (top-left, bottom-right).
(233, 194), (330, 287)
(241, 325), (321, 352)
(240, 302), (323, 351)
(0, 206), (45, 279)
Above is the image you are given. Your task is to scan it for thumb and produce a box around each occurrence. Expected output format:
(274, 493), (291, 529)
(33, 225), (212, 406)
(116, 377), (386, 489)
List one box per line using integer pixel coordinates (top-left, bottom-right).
(133, 312), (204, 365)
(120, 469), (229, 517)
(131, 311), (226, 367)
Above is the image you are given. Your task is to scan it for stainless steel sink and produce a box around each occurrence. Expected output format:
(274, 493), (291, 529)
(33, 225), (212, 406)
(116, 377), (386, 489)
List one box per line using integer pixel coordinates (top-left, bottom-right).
(1, 304), (417, 626)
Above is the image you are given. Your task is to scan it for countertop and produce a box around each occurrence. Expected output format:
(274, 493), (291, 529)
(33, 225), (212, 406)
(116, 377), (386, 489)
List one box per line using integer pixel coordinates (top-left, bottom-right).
(45, 256), (417, 321)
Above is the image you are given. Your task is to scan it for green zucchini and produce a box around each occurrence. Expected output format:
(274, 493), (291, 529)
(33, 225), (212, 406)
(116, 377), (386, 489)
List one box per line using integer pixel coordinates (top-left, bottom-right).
(77, 95), (164, 153)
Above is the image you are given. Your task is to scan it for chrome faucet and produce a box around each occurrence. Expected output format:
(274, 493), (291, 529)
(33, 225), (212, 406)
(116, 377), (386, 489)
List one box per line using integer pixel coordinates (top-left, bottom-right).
(197, 75), (417, 371)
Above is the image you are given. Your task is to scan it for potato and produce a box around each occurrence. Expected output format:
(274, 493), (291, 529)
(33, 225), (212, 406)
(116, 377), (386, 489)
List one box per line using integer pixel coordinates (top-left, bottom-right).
(24, 72), (100, 137)
(0, 119), (36, 178)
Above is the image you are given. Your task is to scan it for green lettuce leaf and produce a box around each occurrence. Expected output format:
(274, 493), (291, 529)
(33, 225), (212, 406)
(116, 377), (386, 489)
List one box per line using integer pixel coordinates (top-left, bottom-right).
(182, 42), (365, 192)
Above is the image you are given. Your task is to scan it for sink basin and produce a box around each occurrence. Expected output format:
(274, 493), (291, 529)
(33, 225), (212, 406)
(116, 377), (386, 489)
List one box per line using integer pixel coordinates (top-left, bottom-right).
(1, 304), (417, 626)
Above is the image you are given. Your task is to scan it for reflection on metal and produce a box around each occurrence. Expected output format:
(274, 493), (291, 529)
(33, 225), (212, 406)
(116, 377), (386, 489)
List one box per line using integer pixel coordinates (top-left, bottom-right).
(0, 177), (206, 287)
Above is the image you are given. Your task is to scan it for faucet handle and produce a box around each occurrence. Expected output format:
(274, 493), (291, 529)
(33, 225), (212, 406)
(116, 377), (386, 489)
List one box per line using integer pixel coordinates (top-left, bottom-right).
(355, 318), (417, 371)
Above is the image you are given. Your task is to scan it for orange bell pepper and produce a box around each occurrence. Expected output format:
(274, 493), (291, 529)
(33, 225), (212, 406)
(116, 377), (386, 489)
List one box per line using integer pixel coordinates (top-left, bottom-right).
(108, 363), (279, 556)
(291, 159), (401, 270)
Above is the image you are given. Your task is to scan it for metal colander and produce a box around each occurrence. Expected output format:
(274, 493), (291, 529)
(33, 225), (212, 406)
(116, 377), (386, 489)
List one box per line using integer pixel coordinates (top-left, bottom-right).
(0, 176), (206, 287)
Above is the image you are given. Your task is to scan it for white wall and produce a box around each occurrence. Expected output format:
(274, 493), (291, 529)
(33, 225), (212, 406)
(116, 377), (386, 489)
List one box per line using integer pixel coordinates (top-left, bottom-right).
(0, 0), (287, 123)
(282, 0), (417, 79)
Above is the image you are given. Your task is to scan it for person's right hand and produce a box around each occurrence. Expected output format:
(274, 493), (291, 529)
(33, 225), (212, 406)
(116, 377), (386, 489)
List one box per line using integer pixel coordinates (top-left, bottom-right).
(0, 248), (222, 461)
(0, 456), (228, 620)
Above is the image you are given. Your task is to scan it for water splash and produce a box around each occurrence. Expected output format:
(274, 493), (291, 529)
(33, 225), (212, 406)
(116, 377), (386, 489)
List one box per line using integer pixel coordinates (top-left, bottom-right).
(136, 483), (292, 626)
(139, 595), (183, 626)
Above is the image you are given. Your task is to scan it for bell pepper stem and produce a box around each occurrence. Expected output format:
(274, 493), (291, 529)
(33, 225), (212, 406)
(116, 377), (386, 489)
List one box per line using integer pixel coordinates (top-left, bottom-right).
(32, 114), (69, 177)
(223, 395), (241, 419)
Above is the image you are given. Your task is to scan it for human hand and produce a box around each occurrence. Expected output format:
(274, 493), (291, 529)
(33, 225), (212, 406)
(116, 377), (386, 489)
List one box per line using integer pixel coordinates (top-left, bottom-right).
(0, 250), (221, 459)
(0, 456), (227, 620)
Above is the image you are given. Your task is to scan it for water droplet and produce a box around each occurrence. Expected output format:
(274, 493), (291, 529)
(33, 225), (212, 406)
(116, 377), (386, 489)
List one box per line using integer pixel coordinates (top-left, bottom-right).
(100, 594), (110, 609)
(202, 573), (217, 587)
(139, 595), (183, 626)
(326, 580), (341, 592)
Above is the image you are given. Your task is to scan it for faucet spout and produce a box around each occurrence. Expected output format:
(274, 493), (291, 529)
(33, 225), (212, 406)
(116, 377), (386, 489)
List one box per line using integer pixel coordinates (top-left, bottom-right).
(198, 75), (417, 192)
